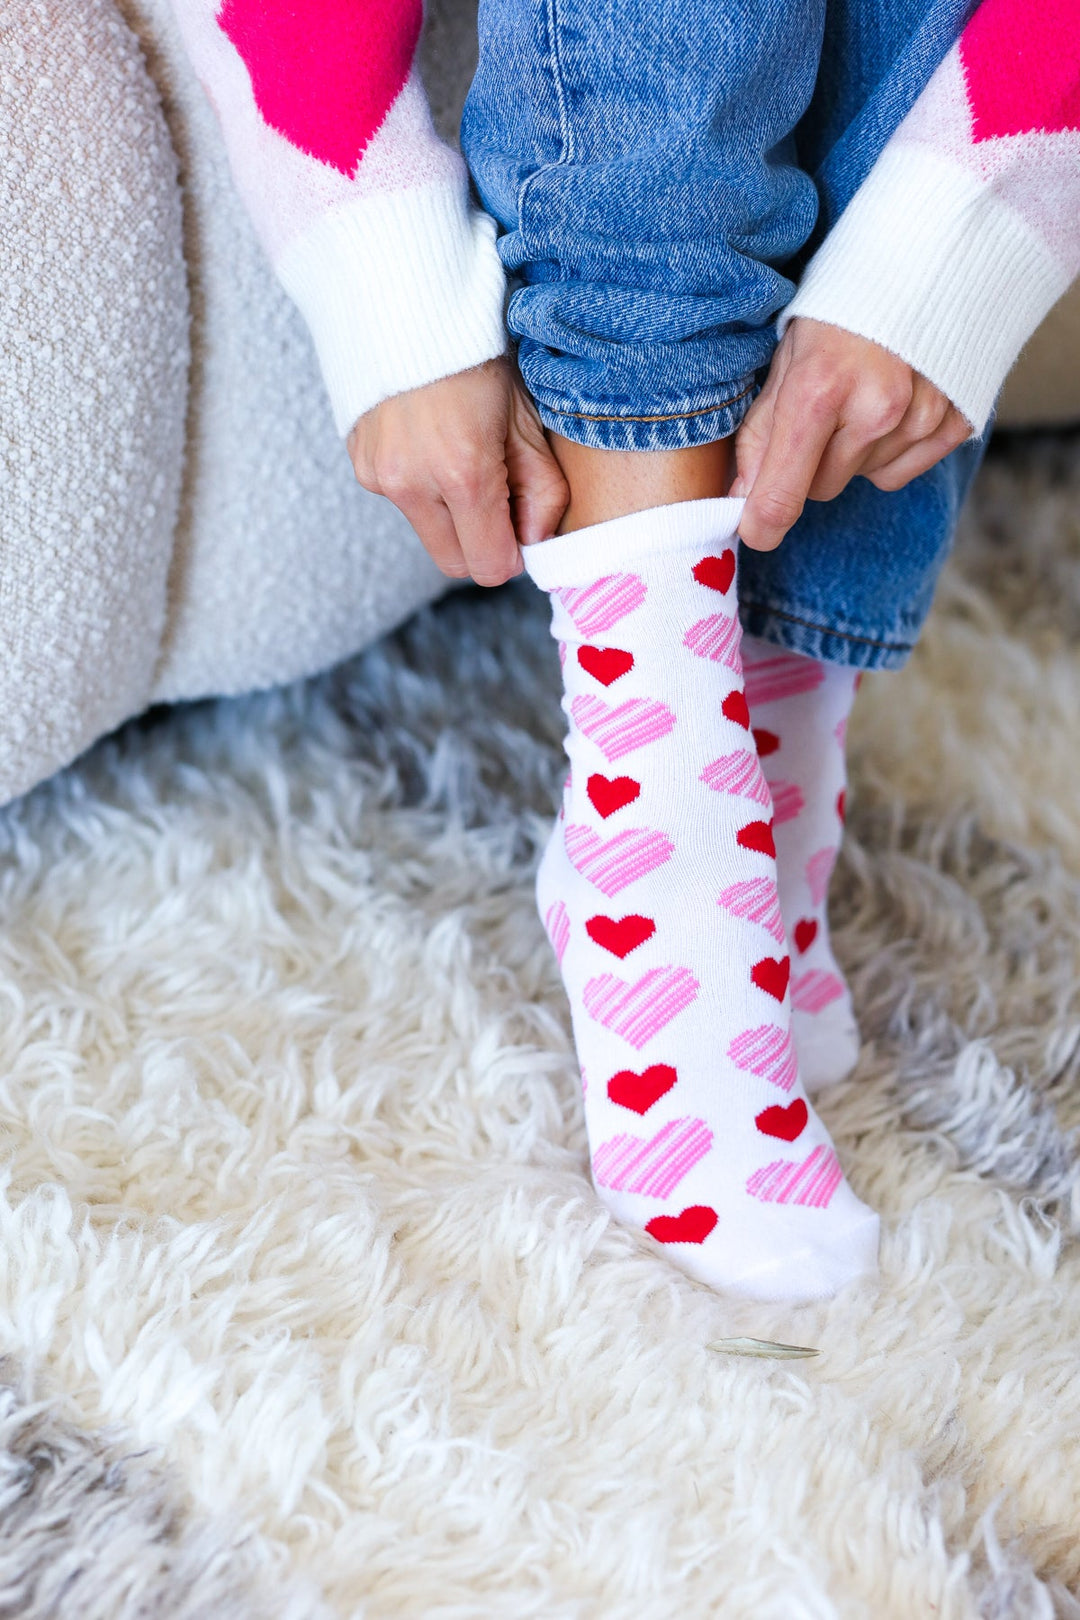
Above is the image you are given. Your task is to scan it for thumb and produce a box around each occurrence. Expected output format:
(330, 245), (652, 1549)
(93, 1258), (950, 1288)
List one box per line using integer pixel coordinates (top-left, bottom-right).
(506, 385), (570, 547)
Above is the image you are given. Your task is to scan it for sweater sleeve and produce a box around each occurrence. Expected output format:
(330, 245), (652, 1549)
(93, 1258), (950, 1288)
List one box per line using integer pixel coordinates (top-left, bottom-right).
(781, 0), (1080, 433)
(170, 0), (507, 435)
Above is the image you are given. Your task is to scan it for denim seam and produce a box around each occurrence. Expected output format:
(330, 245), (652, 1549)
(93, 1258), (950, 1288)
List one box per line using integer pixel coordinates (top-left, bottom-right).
(543, 381), (756, 425)
(739, 600), (912, 654)
(544, 0), (573, 163)
(513, 0), (573, 274)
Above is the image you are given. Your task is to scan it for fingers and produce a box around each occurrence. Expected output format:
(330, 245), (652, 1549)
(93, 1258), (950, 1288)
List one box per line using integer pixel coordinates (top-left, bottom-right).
(729, 360), (782, 501)
(441, 453), (522, 586)
(865, 406), (970, 491)
(506, 382), (570, 546)
(397, 497), (471, 579)
(348, 359), (525, 588)
(856, 377), (951, 477)
(736, 376), (841, 550)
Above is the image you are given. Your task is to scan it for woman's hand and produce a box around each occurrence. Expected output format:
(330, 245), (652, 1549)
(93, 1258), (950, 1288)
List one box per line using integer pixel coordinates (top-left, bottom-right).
(347, 357), (570, 585)
(732, 317), (971, 551)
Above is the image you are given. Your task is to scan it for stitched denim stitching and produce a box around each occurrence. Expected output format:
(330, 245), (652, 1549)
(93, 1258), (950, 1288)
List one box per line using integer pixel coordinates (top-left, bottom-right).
(741, 601), (910, 654)
(544, 381), (755, 424)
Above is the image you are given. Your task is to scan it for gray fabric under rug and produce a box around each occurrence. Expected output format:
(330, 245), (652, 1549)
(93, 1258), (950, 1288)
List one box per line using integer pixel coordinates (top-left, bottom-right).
(0, 435), (1078, 1617)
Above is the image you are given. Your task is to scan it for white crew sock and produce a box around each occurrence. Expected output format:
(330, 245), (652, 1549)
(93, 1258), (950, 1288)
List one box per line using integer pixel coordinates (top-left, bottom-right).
(742, 636), (861, 1091)
(524, 500), (878, 1301)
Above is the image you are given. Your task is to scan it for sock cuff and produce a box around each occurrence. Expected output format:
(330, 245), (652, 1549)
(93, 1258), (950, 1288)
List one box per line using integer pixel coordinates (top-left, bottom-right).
(521, 498), (745, 591)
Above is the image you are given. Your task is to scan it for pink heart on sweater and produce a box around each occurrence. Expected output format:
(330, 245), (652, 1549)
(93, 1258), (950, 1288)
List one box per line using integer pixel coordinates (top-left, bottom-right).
(959, 0), (1080, 142)
(216, 0), (422, 175)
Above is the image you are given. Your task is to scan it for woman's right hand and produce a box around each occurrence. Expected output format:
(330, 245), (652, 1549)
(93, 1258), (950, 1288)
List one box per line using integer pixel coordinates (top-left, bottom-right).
(347, 357), (570, 586)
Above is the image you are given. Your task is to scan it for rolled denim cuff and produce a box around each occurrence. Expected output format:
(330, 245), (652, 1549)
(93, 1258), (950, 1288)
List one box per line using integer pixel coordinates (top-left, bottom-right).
(528, 373), (758, 451)
(737, 600), (915, 672)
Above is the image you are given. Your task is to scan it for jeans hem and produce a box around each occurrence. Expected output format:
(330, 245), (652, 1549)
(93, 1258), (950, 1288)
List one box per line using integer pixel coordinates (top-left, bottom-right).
(533, 381), (755, 450)
(738, 599), (913, 671)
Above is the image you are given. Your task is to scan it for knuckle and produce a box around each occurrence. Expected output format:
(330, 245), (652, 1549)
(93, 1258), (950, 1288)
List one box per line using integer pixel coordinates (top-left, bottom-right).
(802, 373), (846, 417)
(861, 385), (911, 437)
(754, 488), (803, 529)
(943, 414), (971, 449)
(868, 465), (903, 493)
(371, 455), (412, 498)
(441, 450), (488, 498)
(906, 399), (944, 440)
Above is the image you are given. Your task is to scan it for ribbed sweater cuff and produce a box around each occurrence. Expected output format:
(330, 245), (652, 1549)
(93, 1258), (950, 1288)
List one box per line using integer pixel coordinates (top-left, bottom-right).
(781, 144), (1072, 434)
(275, 181), (508, 436)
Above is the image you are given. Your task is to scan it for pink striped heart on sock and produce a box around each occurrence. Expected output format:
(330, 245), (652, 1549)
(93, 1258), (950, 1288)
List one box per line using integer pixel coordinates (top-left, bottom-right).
(544, 900), (570, 966)
(769, 780), (805, 825)
(570, 695), (676, 762)
(727, 1024), (798, 1092)
(699, 751), (770, 805)
(593, 1116), (712, 1197)
(553, 574), (647, 637)
(583, 965), (699, 1049)
(717, 878), (785, 943)
(746, 1145), (842, 1208)
(805, 847), (837, 906)
(744, 656), (825, 707)
(791, 970), (845, 1014)
(564, 824), (675, 896)
(683, 614), (742, 669)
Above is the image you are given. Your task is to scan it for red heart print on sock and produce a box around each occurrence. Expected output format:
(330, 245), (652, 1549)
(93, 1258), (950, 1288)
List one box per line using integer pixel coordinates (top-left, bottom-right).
(722, 691), (751, 729)
(755, 1098), (808, 1142)
(793, 918), (818, 954)
(737, 820), (776, 858)
(586, 773), (640, 818)
(645, 1205), (718, 1244)
(216, 0), (422, 176)
(607, 1063), (677, 1114)
(692, 552), (736, 594)
(752, 727), (780, 757)
(836, 790), (847, 823)
(751, 956), (790, 1001)
(586, 914), (656, 959)
(578, 645), (634, 686)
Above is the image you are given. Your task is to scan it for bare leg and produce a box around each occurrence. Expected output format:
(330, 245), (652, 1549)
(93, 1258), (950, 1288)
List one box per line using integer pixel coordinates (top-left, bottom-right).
(549, 435), (732, 534)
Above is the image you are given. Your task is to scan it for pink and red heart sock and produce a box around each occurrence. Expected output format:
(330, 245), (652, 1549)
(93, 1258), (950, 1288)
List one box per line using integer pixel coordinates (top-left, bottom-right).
(742, 635), (861, 1092)
(523, 499), (878, 1301)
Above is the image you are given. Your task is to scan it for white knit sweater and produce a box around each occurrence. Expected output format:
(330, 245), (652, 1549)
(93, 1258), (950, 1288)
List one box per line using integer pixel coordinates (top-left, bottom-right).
(174, 0), (1080, 436)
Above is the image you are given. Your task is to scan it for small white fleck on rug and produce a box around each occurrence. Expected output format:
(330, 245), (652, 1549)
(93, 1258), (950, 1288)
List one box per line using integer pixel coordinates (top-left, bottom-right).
(0, 435), (1078, 1618)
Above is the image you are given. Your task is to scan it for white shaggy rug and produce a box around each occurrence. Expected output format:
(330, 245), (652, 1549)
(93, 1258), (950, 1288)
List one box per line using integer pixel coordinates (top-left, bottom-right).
(0, 435), (1079, 1619)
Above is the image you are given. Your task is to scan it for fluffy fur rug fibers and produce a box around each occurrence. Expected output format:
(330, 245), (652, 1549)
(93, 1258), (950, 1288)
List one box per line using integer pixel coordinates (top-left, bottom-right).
(0, 437), (1079, 1619)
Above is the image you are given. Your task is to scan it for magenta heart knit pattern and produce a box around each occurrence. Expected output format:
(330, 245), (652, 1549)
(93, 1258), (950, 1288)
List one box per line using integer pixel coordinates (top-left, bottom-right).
(524, 500), (879, 1301)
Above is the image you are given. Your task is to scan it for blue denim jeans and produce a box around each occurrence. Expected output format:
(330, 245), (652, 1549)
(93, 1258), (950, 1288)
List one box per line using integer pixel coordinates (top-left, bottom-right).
(461, 0), (985, 669)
